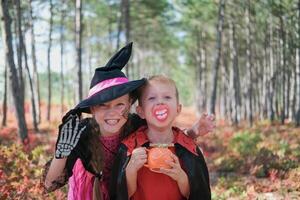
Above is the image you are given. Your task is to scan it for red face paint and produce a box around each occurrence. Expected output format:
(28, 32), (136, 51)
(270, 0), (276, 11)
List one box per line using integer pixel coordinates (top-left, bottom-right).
(152, 105), (169, 122)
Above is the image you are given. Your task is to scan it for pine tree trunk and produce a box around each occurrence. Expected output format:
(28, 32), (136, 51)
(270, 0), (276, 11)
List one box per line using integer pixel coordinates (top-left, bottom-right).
(292, 53), (297, 120)
(47, 0), (53, 121)
(23, 37), (38, 131)
(75, 0), (83, 101)
(268, 14), (275, 122)
(221, 51), (229, 119)
(1, 0), (28, 141)
(202, 32), (208, 111)
(279, 15), (286, 124)
(296, 0), (300, 126)
(245, 0), (253, 126)
(2, 62), (7, 127)
(229, 19), (241, 125)
(13, 0), (25, 105)
(262, 21), (269, 119)
(116, 0), (123, 51)
(196, 29), (206, 113)
(28, 0), (41, 124)
(209, 0), (225, 115)
(60, 1), (66, 116)
(123, 0), (130, 76)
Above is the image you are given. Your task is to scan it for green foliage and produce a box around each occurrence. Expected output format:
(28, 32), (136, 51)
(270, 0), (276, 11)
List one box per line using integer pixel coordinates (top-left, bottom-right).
(229, 131), (262, 157)
(213, 176), (247, 199)
(292, 145), (300, 161)
(252, 147), (280, 177)
(215, 155), (244, 173)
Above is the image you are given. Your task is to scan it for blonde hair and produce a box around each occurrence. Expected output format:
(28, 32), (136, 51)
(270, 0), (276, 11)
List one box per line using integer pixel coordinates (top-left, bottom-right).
(138, 75), (179, 104)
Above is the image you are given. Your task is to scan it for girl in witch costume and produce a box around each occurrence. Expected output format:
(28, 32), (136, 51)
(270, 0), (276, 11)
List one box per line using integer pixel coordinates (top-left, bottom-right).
(42, 43), (214, 200)
(109, 76), (211, 200)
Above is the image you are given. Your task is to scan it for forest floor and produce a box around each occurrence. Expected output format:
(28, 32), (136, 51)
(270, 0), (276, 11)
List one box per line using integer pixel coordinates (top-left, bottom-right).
(0, 105), (299, 200)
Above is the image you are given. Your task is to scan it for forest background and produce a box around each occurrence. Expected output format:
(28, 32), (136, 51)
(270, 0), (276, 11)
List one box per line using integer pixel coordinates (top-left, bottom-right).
(0, 0), (299, 199)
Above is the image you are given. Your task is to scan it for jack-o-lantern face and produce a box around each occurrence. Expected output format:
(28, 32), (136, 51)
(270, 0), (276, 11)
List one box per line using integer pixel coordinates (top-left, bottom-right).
(144, 147), (173, 172)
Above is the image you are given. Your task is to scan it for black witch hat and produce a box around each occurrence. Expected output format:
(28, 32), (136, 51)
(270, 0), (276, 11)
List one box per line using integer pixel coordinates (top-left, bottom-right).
(75, 42), (146, 113)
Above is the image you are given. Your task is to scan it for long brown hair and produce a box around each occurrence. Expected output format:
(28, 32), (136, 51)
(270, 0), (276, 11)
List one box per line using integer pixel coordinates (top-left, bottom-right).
(87, 118), (103, 200)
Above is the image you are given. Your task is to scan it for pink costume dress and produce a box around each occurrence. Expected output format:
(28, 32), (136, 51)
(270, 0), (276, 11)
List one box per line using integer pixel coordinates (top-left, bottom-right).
(68, 134), (121, 200)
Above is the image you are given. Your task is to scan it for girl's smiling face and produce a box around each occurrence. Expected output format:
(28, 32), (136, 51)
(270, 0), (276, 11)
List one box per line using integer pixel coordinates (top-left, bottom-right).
(91, 94), (131, 136)
(137, 80), (181, 129)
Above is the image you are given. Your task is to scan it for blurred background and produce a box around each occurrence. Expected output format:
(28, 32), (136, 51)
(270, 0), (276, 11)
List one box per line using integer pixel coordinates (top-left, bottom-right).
(0, 0), (299, 199)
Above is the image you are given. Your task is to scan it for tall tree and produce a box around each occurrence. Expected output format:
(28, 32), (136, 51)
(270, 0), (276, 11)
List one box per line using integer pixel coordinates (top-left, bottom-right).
(76, 0), (83, 101)
(229, 17), (241, 125)
(13, 0), (25, 105)
(23, 37), (38, 131)
(296, 0), (300, 126)
(2, 61), (7, 127)
(47, 0), (53, 121)
(116, 0), (123, 51)
(195, 30), (207, 113)
(267, 13), (276, 122)
(279, 5), (287, 124)
(245, 0), (254, 126)
(209, 0), (226, 115)
(0, 0), (28, 142)
(28, 0), (41, 124)
(123, 0), (130, 76)
(60, 0), (66, 115)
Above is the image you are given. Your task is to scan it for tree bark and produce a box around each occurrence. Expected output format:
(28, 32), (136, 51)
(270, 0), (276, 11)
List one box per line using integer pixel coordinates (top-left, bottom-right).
(195, 29), (207, 114)
(28, 0), (41, 124)
(2, 61), (7, 127)
(296, 0), (300, 126)
(1, 0), (28, 141)
(23, 36), (38, 131)
(267, 14), (276, 122)
(47, 0), (53, 121)
(279, 15), (286, 124)
(229, 19), (241, 125)
(75, 0), (83, 101)
(245, 0), (253, 126)
(13, 0), (25, 105)
(123, 0), (130, 76)
(116, 0), (123, 51)
(209, 0), (225, 115)
(60, 0), (66, 116)
(262, 21), (269, 119)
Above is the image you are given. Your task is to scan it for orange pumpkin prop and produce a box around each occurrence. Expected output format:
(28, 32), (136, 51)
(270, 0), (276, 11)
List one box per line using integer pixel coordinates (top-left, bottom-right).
(144, 144), (174, 172)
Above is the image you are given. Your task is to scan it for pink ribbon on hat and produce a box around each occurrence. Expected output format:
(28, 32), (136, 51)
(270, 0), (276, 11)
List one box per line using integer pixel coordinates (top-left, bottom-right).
(88, 77), (129, 98)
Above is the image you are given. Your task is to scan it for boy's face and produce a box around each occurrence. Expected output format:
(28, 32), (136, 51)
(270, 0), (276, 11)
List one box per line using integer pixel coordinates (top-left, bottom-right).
(91, 94), (131, 135)
(137, 80), (181, 129)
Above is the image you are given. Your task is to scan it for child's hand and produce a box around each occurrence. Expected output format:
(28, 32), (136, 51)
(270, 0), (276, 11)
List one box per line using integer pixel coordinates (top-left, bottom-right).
(159, 153), (188, 183)
(191, 113), (215, 137)
(160, 153), (190, 198)
(55, 115), (86, 159)
(126, 147), (147, 173)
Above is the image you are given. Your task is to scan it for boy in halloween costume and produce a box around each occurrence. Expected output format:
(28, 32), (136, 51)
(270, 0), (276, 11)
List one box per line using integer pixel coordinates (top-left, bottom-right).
(43, 43), (214, 200)
(110, 76), (211, 200)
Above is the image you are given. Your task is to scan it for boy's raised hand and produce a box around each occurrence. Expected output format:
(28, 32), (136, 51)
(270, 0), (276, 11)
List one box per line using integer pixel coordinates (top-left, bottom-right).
(126, 147), (147, 172)
(55, 114), (86, 159)
(191, 113), (215, 137)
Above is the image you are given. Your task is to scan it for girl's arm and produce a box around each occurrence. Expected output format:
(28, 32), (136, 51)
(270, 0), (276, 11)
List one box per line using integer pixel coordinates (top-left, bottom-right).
(43, 114), (86, 192)
(41, 157), (70, 192)
(44, 157), (67, 190)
